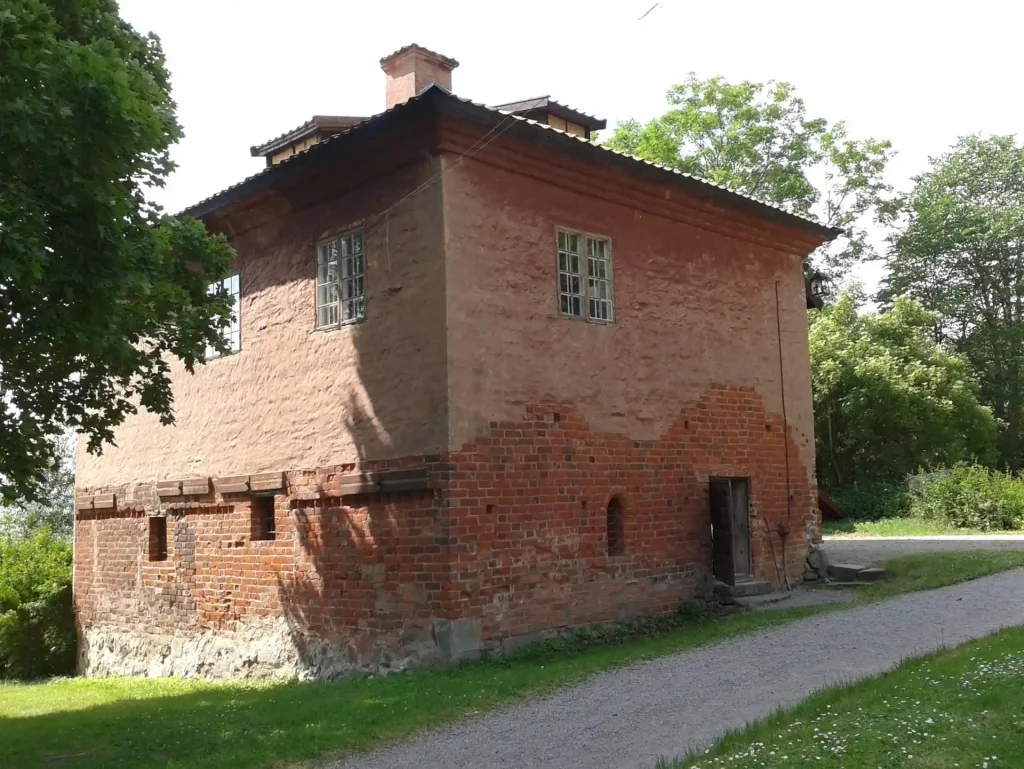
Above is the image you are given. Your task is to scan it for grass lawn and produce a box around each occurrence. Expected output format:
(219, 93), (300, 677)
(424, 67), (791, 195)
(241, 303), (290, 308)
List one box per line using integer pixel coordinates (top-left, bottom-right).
(821, 517), (1003, 537)
(855, 551), (1024, 602)
(661, 625), (1024, 769)
(3, 551), (1023, 769)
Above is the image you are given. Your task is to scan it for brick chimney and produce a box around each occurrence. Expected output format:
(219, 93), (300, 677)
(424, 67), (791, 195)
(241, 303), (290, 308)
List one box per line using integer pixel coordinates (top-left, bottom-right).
(380, 44), (459, 110)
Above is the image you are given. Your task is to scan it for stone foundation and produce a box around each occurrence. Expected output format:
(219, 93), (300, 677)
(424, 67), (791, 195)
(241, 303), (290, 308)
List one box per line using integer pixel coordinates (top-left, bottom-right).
(78, 616), (486, 680)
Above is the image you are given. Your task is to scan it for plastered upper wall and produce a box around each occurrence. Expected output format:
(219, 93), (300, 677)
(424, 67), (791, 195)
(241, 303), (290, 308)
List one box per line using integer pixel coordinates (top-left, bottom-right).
(78, 158), (448, 489)
(441, 150), (817, 477)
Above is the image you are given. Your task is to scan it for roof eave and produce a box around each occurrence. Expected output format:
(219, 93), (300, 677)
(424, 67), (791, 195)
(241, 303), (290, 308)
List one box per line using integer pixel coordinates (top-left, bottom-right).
(439, 97), (841, 243)
(249, 121), (317, 158)
(182, 87), (841, 243)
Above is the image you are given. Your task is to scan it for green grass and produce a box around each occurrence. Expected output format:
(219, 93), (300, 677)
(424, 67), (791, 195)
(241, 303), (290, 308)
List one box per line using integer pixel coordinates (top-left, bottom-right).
(822, 517), (998, 537)
(855, 551), (1024, 602)
(0, 606), (827, 769)
(3, 551), (1023, 769)
(660, 625), (1024, 769)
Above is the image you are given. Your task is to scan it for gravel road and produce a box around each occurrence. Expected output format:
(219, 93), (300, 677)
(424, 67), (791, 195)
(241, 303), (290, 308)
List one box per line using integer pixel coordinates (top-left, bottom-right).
(330, 568), (1024, 769)
(823, 534), (1024, 566)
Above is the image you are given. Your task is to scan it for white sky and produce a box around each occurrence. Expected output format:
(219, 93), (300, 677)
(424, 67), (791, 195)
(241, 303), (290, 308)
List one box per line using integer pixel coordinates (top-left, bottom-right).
(119, 0), (1023, 293)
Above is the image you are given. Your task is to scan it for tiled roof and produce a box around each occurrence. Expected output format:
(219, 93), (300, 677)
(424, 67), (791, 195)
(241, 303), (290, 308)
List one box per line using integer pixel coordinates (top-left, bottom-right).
(179, 87), (841, 240)
(380, 43), (459, 70)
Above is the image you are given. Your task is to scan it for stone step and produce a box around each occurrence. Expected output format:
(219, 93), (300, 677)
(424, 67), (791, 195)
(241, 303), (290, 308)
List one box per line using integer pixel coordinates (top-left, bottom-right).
(828, 563), (869, 581)
(714, 579), (774, 599)
(828, 563), (886, 582)
(856, 567), (886, 582)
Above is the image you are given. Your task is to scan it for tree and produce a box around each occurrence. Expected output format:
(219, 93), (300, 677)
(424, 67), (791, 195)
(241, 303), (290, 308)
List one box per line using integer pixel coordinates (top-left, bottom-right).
(810, 294), (997, 489)
(605, 75), (895, 279)
(0, 434), (74, 540)
(0, 0), (236, 501)
(880, 135), (1024, 469)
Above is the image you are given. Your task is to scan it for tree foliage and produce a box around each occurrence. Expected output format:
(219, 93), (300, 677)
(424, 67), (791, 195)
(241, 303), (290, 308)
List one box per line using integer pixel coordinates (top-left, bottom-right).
(0, 531), (74, 679)
(810, 294), (997, 489)
(0, 0), (236, 501)
(0, 434), (74, 540)
(880, 135), (1024, 469)
(605, 75), (895, 279)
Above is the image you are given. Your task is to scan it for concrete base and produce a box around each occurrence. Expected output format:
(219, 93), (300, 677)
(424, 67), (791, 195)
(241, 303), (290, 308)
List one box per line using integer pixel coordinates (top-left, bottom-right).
(432, 618), (483, 663)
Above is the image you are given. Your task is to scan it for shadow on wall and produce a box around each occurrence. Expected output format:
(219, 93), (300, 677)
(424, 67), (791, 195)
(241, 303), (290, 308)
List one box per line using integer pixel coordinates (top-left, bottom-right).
(269, 160), (452, 678)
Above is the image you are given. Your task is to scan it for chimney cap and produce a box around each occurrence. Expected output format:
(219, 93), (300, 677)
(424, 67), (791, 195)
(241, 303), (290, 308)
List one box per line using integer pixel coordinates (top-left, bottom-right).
(380, 43), (459, 71)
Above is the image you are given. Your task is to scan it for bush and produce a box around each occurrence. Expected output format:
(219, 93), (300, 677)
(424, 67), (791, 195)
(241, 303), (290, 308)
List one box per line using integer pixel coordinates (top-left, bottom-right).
(0, 531), (75, 679)
(909, 465), (1024, 532)
(829, 483), (913, 521)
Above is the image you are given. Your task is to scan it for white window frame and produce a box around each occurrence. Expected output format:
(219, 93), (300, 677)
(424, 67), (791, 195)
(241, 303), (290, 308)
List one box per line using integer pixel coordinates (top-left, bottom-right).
(556, 228), (613, 323)
(316, 229), (366, 329)
(206, 273), (241, 358)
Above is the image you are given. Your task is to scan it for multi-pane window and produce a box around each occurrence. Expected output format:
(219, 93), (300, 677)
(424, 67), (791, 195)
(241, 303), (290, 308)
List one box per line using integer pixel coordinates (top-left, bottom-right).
(557, 229), (613, 322)
(316, 230), (365, 328)
(557, 230), (583, 317)
(207, 274), (240, 358)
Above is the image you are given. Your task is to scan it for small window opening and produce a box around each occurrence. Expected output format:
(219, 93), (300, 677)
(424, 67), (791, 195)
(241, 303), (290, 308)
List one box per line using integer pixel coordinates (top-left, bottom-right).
(148, 516), (168, 561)
(606, 497), (624, 556)
(252, 496), (276, 541)
(486, 504), (496, 514)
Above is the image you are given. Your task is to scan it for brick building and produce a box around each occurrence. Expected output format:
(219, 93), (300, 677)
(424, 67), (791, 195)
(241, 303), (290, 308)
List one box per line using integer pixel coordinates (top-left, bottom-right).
(74, 45), (839, 679)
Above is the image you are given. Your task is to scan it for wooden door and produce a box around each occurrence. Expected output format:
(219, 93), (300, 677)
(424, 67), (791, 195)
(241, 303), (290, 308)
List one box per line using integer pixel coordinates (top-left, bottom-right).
(709, 479), (734, 584)
(730, 478), (752, 580)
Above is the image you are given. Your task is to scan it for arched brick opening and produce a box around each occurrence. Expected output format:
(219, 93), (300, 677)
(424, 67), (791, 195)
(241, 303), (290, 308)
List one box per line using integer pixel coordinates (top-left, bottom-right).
(606, 496), (625, 556)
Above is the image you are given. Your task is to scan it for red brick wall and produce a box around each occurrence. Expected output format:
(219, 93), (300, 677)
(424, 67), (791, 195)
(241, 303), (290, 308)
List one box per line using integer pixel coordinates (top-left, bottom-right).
(442, 385), (816, 652)
(75, 381), (815, 675)
(75, 462), (458, 677)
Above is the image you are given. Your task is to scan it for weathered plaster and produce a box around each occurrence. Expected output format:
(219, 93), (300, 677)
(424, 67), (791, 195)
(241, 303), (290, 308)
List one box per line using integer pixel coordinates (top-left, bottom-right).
(441, 153), (816, 478)
(77, 159), (448, 489)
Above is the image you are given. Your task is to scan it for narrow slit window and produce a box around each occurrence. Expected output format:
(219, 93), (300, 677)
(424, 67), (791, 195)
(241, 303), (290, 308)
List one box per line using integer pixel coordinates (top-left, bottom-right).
(607, 497), (624, 556)
(557, 229), (612, 322)
(206, 273), (241, 357)
(252, 496), (276, 541)
(148, 516), (168, 561)
(317, 230), (365, 328)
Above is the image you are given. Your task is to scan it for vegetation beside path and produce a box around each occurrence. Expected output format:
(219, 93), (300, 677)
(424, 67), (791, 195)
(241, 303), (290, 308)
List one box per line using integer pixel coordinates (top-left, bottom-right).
(662, 625), (1024, 769)
(3, 551), (1023, 769)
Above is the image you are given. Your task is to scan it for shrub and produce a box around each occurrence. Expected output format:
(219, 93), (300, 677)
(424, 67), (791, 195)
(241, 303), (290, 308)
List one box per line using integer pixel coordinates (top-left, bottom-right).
(909, 465), (1024, 532)
(0, 531), (75, 679)
(829, 483), (913, 521)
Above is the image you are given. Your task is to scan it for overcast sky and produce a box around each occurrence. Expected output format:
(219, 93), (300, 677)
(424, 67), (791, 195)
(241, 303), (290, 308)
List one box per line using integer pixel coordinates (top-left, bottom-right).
(118, 0), (1022, 292)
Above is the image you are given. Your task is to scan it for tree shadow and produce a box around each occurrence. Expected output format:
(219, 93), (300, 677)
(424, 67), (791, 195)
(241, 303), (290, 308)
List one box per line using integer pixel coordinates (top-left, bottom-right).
(258, 139), (452, 678)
